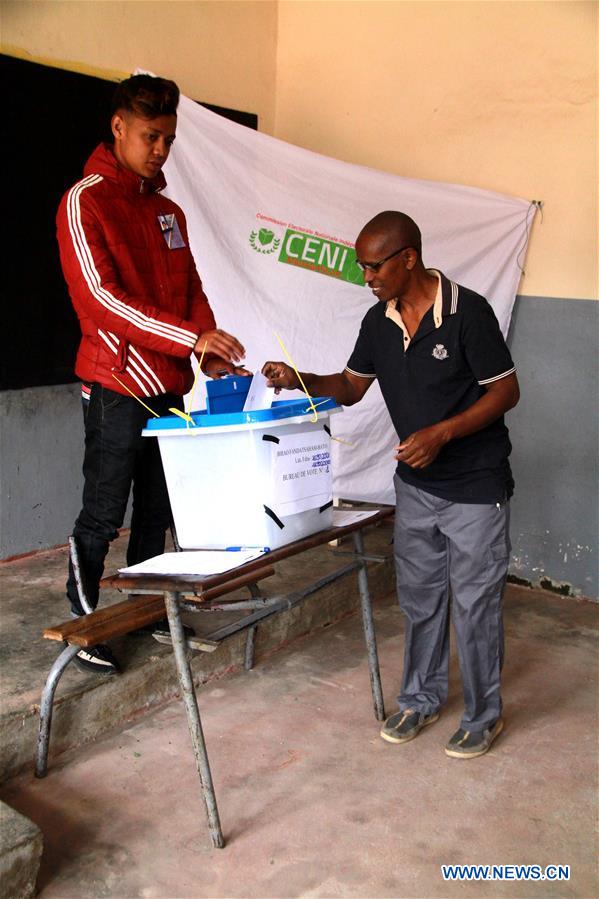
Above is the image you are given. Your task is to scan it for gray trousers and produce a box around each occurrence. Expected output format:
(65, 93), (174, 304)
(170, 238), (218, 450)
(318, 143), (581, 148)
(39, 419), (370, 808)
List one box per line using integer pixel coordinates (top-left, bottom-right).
(393, 476), (510, 731)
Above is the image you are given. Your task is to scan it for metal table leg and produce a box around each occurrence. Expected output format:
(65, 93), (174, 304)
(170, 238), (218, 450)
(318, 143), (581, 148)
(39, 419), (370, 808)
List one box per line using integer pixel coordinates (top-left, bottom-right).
(353, 531), (386, 721)
(164, 590), (225, 849)
(36, 643), (81, 778)
(243, 582), (262, 671)
(244, 625), (257, 671)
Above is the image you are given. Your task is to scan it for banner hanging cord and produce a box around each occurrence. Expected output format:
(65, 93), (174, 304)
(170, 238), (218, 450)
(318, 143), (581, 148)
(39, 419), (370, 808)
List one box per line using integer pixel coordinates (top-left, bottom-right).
(516, 200), (543, 274)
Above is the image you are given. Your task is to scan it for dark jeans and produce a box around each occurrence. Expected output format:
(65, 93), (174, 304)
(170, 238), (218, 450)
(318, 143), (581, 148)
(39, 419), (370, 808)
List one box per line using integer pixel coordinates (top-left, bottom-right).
(67, 385), (183, 615)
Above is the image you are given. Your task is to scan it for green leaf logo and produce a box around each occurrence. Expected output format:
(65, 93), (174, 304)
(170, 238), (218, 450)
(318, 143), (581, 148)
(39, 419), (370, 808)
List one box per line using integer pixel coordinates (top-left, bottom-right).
(249, 228), (281, 254)
(258, 228), (274, 246)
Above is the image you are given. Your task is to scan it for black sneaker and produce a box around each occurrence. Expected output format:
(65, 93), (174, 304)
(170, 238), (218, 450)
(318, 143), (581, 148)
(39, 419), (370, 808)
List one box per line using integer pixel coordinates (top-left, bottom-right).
(130, 618), (195, 638)
(380, 709), (440, 744)
(444, 718), (504, 759)
(72, 644), (120, 676)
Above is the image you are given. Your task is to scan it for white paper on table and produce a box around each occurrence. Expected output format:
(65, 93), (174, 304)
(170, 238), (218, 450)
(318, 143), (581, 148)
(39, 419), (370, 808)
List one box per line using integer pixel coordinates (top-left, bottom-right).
(242, 371), (275, 412)
(332, 509), (380, 528)
(119, 549), (265, 577)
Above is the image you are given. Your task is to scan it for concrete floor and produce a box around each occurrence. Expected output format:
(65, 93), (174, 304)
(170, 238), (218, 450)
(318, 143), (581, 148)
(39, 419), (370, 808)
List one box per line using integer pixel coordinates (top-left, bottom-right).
(1, 546), (597, 897)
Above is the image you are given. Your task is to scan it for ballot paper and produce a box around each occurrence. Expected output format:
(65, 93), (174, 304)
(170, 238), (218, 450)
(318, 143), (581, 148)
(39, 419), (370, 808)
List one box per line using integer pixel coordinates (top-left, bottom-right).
(242, 371), (275, 412)
(119, 549), (265, 577)
(332, 509), (380, 527)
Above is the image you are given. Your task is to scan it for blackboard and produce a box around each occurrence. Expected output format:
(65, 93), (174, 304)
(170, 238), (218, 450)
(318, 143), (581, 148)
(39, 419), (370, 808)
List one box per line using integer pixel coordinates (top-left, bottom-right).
(0, 54), (257, 390)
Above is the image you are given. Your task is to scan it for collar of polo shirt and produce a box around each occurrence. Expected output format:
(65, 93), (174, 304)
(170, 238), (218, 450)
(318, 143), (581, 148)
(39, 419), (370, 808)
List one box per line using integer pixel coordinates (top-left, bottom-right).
(385, 270), (443, 348)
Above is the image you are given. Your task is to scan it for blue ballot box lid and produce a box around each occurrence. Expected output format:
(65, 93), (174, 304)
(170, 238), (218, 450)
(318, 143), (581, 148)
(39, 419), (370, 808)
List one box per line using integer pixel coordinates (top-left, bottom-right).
(144, 397), (340, 431)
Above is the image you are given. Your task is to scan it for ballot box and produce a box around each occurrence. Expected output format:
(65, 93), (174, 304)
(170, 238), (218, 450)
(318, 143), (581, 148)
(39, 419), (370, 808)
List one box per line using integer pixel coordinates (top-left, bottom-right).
(143, 398), (341, 550)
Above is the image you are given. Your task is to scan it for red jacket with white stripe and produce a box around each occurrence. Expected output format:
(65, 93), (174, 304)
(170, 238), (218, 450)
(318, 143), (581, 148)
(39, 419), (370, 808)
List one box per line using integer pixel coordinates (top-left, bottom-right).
(56, 143), (216, 398)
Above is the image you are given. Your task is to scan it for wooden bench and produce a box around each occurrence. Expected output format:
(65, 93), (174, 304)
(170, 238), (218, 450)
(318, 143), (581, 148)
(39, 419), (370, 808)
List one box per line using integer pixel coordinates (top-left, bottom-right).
(36, 564), (276, 780)
(43, 566), (276, 647)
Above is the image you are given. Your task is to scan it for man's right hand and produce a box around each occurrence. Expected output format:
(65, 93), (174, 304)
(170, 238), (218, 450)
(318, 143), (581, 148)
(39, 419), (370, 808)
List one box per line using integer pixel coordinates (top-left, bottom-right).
(261, 362), (372, 406)
(261, 361), (299, 391)
(194, 329), (245, 363)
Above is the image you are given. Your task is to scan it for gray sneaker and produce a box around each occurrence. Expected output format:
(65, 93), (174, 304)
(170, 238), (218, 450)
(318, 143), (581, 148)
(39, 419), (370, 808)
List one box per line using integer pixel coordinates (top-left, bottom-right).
(380, 709), (440, 744)
(444, 718), (504, 759)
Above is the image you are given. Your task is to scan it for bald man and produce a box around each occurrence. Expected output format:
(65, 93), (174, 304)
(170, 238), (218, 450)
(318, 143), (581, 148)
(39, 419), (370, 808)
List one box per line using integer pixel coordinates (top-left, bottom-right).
(263, 211), (519, 759)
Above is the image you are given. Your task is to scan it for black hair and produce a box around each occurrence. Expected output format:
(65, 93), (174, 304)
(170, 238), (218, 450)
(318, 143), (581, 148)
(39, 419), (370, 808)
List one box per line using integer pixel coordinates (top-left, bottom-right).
(360, 211), (423, 257)
(110, 74), (180, 120)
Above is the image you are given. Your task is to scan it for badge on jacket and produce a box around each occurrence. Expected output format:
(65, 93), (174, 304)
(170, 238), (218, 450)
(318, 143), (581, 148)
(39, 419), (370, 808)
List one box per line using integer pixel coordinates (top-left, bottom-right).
(157, 213), (186, 249)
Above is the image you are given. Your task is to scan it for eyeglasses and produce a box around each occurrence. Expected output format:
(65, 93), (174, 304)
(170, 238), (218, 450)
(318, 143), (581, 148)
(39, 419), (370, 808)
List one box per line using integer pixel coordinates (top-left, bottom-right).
(354, 244), (415, 273)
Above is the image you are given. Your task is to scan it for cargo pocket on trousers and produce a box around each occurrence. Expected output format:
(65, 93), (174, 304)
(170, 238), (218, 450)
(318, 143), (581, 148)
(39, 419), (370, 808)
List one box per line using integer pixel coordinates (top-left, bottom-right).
(488, 540), (510, 580)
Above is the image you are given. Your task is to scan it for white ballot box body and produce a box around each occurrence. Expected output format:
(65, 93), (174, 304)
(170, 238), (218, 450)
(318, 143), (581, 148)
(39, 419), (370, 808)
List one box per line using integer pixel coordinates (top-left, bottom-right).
(143, 399), (341, 550)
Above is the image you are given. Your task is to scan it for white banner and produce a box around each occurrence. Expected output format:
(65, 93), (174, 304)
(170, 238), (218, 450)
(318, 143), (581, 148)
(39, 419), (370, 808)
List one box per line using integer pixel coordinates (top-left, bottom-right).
(164, 93), (533, 504)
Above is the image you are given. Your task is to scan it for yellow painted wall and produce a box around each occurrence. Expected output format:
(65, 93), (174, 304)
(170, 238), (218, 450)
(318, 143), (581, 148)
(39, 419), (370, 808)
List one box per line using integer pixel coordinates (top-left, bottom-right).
(2, 0), (596, 299)
(274, 0), (597, 300)
(1, 0), (278, 133)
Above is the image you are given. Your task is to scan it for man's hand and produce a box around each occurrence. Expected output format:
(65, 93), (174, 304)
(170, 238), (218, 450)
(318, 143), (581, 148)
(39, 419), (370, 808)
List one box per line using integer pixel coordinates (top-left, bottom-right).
(194, 329), (245, 363)
(261, 361), (300, 392)
(395, 423), (450, 469)
(204, 359), (252, 379)
(395, 374), (520, 469)
(262, 362), (373, 405)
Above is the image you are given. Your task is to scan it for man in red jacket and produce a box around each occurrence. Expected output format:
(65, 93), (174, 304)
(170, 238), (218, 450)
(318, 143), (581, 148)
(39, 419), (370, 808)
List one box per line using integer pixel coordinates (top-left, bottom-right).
(57, 74), (247, 675)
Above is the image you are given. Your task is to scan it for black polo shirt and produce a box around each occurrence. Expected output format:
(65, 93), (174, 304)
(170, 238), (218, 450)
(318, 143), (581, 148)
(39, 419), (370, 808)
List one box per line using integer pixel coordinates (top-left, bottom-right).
(346, 270), (516, 503)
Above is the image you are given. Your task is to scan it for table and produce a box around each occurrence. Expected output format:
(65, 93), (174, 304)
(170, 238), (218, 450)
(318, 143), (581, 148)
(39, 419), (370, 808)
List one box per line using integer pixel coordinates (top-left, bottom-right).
(101, 506), (394, 848)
